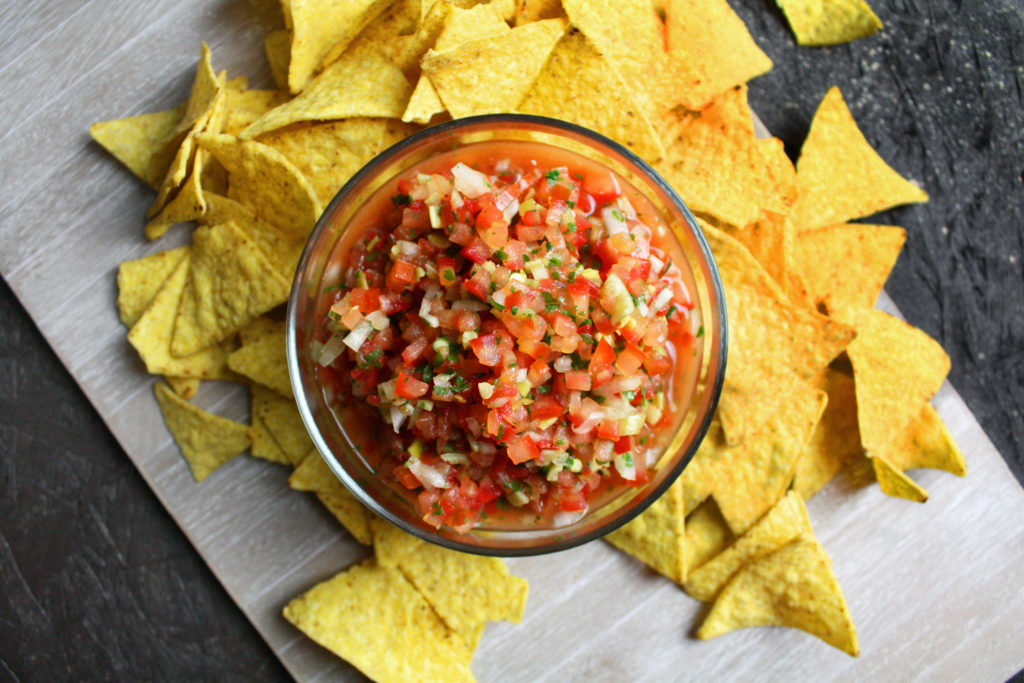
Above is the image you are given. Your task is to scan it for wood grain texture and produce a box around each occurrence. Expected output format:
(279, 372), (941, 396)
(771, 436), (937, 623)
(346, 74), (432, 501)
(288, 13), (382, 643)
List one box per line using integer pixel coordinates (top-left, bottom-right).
(2, 0), (1023, 680)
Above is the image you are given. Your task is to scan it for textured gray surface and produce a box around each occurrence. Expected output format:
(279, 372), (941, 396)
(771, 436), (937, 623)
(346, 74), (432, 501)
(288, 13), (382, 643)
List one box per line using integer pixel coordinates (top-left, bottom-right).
(1, 0), (1022, 680)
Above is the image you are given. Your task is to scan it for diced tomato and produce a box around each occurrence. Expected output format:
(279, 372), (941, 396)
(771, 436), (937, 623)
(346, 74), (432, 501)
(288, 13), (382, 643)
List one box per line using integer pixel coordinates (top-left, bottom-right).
(437, 256), (458, 287)
(395, 370), (429, 399)
(386, 260), (417, 290)
(564, 370), (592, 391)
(515, 223), (545, 242)
(461, 237), (492, 264)
(643, 352), (672, 376)
(530, 395), (564, 420)
(379, 291), (409, 315)
(395, 466), (420, 489)
(350, 287), (381, 312)
(469, 334), (501, 367)
(527, 358), (551, 386)
(614, 436), (633, 454)
(582, 171), (620, 203)
(401, 337), (429, 365)
(589, 337), (616, 386)
(556, 488), (588, 512)
(597, 418), (620, 441)
(507, 435), (541, 464)
(449, 221), (474, 245)
(615, 342), (646, 376)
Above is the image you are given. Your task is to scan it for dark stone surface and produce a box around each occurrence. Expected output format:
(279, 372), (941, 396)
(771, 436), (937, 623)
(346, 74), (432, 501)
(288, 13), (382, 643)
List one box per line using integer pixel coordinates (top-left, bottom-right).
(1, 1), (1022, 680)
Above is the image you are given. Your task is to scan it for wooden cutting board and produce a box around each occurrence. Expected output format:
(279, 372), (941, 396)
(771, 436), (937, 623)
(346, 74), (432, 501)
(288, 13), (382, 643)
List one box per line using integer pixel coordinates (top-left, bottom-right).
(2, 2), (1022, 680)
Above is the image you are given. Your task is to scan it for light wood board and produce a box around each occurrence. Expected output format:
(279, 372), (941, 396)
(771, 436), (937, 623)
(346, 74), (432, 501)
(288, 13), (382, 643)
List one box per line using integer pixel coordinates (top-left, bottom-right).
(2, 2), (1023, 680)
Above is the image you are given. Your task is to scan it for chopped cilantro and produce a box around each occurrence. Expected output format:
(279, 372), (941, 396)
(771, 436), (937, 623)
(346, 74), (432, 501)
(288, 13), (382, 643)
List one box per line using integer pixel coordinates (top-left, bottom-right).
(569, 352), (587, 370)
(494, 248), (508, 261)
(542, 291), (560, 312)
(545, 169), (561, 185)
(696, 325), (705, 338)
(510, 305), (519, 316)
(537, 384), (552, 395)
(322, 282), (344, 294)
(391, 193), (411, 207)
(358, 349), (382, 369)
(666, 304), (677, 317)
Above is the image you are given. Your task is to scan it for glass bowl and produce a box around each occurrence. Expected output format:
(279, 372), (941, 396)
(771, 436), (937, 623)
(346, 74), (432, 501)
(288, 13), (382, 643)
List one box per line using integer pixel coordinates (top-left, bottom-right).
(287, 114), (726, 556)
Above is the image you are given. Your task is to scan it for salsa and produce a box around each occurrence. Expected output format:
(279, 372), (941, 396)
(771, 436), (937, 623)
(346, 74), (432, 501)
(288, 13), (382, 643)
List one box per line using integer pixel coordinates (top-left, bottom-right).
(313, 141), (701, 533)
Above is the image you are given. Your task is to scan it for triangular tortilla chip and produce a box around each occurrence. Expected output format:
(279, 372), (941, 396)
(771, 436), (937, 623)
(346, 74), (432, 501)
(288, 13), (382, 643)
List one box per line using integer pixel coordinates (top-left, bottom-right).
(227, 326), (292, 396)
(371, 515), (425, 568)
(127, 253), (235, 379)
(776, 0), (882, 46)
(249, 384), (292, 465)
(245, 52), (412, 138)
(684, 491), (811, 602)
(403, 77), (446, 124)
(290, 453), (373, 544)
(153, 381), (250, 482)
(872, 453), (928, 502)
(197, 133), (322, 239)
(697, 538), (859, 657)
(341, 0), (450, 76)
(794, 87), (928, 230)
(513, 0), (565, 25)
(223, 89), (291, 136)
(687, 383), (827, 534)
(605, 478), (687, 583)
(255, 385), (314, 465)
(881, 402), (966, 477)
(699, 220), (791, 304)
(283, 560), (476, 682)
(90, 107), (185, 188)
(792, 369), (862, 499)
(518, 29), (665, 163)
(658, 0), (773, 111)
(718, 285), (854, 445)
(684, 499), (734, 574)
(795, 223), (906, 314)
(165, 376), (200, 399)
(199, 192), (306, 278)
(170, 221), (291, 356)
(286, 0), (393, 93)
(265, 29), (291, 91)
(423, 19), (566, 119)
(117, 246), (190, 327)
(844, 308), (950, 456)
(144, 148), (211, 240)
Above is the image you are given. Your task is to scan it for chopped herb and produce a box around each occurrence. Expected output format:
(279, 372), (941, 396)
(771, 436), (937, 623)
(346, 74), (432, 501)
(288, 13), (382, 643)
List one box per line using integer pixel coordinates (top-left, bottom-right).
(666, 305), (677, 317)
(542, 332), (553, 344)
(322, 282), (344, 294)
(391, 193), (411, 207)
(510, 306), (519, 316)
(542, 291), (560, 312)
(494, 248), (508, 261)
(545, 169), (561, 185)
(622, 390), (636, 401)
(537, 384), (552, 394)
(696, 325), (705, 338)
(358, 349), (383, 368)
(569, 352), (587, 370)
(432, 501), (443, 516)
(591, 394), (606, 405)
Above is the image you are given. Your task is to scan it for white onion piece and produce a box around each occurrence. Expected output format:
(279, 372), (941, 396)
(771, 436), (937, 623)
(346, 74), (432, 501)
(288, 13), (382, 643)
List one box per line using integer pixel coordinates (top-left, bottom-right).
(451, 163), (491, 198)
(601, 206), (628, 235)
(407, 458), (450, 489)
(343, 321), (374, 351)
(317, 333), (347, 366)
(553, 355), (573, 373)
(552, 509), (587, 528)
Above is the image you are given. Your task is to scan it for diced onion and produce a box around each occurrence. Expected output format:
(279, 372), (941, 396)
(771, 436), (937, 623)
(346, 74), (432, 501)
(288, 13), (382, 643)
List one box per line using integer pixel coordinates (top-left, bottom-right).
(552, 509), (587, 528)
(407, 457), (450, 489)
(365, 310), (389, 331)
(651, 287), (674, 312)
(389, 405), (406, 432)
(343, 321), (373, 351)
(451, 163), (491, 198)
(501, 197), (520, 223)
(614, 453), (637, 480)
(317, 333), (347, 366)
(553, 356), (573, 373)
(601, 206), (628, 235)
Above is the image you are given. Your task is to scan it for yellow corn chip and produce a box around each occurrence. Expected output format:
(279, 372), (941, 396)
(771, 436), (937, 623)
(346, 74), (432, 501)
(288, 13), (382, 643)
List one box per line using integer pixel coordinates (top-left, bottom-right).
(882, 402), (966, 477)
(397, 541), (529, 632)
(844, 308), (950, 456)
(144, 148), (210, 240)
(513, 0), (564, 25)
(200, 192), (306, 278)
(127, 254), (235, 379)
(370, 515), (425, 568)
(90, 106), (185, 189)
(793, 369), (862, 499)
(166, 376), (200, 400)
(197, 133), (323, 239)
(518, 29), (666, 163)
(687, 382), (827, 534)
(699, 220), (790, 304)
(257, 389), (314, 465)
(227, 328), (291, 397)
(170, 221), (290, 356)
(153, 382), (250, 482)
(718, 285), (854, 446)
(423, 19), (566, 119)
(249, 384), (292, 465)
(795, 223), (906, 314)
(777, 0), (882, 46)
(244, 52), (412, 138)
(290, 453), (373, 544)
(684, 499), (734, 574)
(872, 453), (928, 503)
(605, 478), (686, 583)
(697, 538), (859, 656)
(403, 78), (446, 124)
(223, 89), (291, 136)
(259, 118), (418, 206)
(117, 246), (190, 327)
(659, 0), (773, 111)
(341, 0), (450, 76)
(150, 43), (221, 178)
(283, 559), (476, 682)
(286, 0), (393, 93)
(239, 316), (284, 345)
(685, 491), (811, 602)
(794, 87), (928, 231)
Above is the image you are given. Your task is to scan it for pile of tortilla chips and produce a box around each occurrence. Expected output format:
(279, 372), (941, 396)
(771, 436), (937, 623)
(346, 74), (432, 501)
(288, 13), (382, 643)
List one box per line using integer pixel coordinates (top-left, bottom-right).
(92, 0), (962, 674)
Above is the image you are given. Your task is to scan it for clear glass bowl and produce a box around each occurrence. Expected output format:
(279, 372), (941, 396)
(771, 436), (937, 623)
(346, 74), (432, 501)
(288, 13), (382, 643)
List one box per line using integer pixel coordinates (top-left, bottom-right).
(287, 114), (726, 556)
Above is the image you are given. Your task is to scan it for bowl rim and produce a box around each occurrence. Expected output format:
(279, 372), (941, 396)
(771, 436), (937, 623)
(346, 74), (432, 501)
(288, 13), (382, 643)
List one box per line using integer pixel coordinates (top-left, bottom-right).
(286, 113), (727, 556)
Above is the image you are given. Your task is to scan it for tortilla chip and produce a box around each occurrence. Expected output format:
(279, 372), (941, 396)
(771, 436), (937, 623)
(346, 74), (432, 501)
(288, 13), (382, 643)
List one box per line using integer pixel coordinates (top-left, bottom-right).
(397, 541), (529, 632)
(227, 327), (291, 397)
(794, 87), (928, 231)
(436, 3), (511, 51)
(795, 223), (906, 314)
(341, 0), (450, 76)
(793, 369), (862, 499)
(872, 453), (928, 503)
(199, 192), (306, 277)
(718, 285), (854, 446)
(257, 389), (315, 465)
(286, 0), (393, 93)
(685, 491), (811, 602)
(687, 382), (827, 534)
(127, 254), (235, 379)
(249, 384), (292, 465)
(144, 148), (210, 240)
(513, 0), (564, 25)
(423, 19), (566, 119)
(259, 118), (418, 206)
(402, 78), (446, 124)
(658, 0), (773, 111)
(699, 220), (791, 304)
(153, 382), (250, 482)
(166, 376), (200, 400)
(881, 403), (966, 477)
(684, 499), (735, 574)
(117, 246), (190, 327)
(282, 559), (476, 682)
(777, 0), (882, 46)
(196, 133), (322, 239)
(90, 107), (185, 188)
(518, 29), (665, 163)
(605, 478), (686, 583)
(170, 221), (290, 356)
(238, 316), (285, 345)
(844, 308), (950, 456)
(223, 89), (291, 136)
(264, 30), (291, 91)
(371, 515), (425, 568)
(697, 538), (859, 657)
(290, 453), (373, 544)
(244, 52), (412, 138)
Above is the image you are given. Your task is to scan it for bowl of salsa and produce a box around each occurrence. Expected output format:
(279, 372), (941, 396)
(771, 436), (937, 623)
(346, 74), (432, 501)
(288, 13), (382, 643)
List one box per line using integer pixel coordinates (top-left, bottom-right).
(287, 114), (726, 555)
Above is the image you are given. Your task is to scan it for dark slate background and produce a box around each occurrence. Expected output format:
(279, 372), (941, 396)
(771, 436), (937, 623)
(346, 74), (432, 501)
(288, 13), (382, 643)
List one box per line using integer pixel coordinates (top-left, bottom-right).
(2, 0), (1022, 680)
